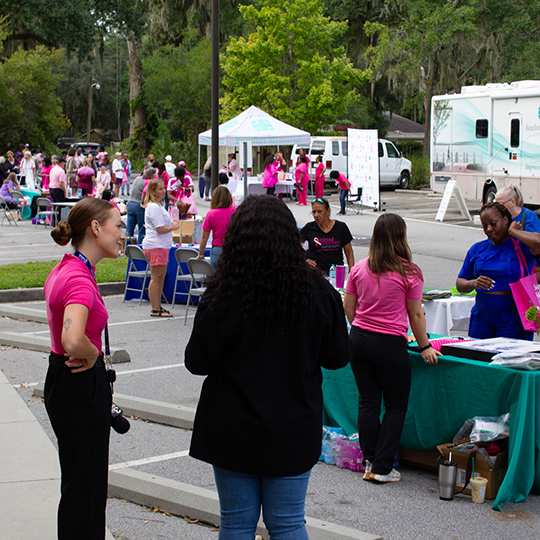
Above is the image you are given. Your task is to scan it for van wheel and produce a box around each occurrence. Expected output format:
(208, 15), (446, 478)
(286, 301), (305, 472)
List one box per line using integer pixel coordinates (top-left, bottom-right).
(484, 185), (497, 204)
(399, 172), (410, 190)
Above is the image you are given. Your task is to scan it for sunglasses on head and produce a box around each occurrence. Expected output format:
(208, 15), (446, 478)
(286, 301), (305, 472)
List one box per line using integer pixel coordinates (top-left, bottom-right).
(311, 198), (324, 204)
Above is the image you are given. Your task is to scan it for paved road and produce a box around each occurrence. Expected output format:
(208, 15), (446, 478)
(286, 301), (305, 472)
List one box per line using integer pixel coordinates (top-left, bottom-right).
(1, 190), (539, 540)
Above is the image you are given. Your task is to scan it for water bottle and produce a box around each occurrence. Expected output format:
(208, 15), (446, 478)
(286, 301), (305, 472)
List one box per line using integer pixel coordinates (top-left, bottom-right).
(329, 265), (336, 287)
(76, 189), (82, 198)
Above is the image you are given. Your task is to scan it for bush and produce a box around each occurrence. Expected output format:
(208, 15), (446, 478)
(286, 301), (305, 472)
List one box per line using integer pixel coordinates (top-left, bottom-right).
(409, 154), (430, 190)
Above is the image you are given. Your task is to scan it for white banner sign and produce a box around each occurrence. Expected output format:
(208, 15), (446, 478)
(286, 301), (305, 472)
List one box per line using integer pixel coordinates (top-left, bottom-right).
(347, 128), (379, 209)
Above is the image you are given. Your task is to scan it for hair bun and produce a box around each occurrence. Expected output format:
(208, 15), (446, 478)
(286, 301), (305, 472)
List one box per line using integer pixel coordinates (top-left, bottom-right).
(50, 220), (73, 246)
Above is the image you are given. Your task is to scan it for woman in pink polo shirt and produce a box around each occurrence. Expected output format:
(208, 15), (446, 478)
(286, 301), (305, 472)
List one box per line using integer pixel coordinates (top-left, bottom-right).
(197, 186), (236, 271)
(44, 198), (125, 539)
(295, 155), (309, 206)
(343, 214), (440, 484)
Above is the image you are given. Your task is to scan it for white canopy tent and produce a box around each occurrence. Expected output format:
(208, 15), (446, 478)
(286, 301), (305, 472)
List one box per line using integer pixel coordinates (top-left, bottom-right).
(198, 106), (311, 197)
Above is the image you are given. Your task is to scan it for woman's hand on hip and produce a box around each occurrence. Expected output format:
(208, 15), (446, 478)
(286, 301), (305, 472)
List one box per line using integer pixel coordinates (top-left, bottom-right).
(64, 354), (98, 373)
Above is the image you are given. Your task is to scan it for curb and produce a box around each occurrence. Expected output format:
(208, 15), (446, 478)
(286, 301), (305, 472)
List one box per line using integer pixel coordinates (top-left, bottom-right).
(108, 469), (382, 540)
(2, 334), (130, 363)
(0, 282), (125, 304)
(33, 385), (194, 428)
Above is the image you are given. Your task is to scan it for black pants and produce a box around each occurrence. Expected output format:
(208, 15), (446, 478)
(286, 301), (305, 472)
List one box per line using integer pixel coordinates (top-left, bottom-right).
(266, 186), (275, 195)
(44, 354), (112, 540)
(49, 188), (66, 222)
(349, 327), (411, 475)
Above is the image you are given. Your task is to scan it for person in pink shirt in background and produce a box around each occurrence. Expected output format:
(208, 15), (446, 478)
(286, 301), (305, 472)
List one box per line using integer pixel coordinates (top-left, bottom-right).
(197, 186), (236, 271)
(40, 157), (53, 191)
(314, 156), (325, 199)
(295, 155), (309, 206)
(296, 147), (310, 167)
(262, 154), (278, 195)
(330, 170), (351, 215)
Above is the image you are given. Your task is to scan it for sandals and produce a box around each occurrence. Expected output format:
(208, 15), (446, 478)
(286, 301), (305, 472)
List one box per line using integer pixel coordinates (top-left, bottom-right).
(150, 308), (173, 318)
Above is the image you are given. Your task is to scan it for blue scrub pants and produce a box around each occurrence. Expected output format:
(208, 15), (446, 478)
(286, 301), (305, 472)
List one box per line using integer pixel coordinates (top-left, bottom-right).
(339, 189), (348, 213)
(213, 466), (310, 540)
(469, 293), (533, 341)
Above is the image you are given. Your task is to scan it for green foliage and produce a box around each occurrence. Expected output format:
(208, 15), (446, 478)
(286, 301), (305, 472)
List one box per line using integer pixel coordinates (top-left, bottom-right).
(409, 153), (430, 190)
(0, 258), (127, 289)
(143, 38), (212, 140)
(0, 46), (70, 151)
(221, 0), (369, 134)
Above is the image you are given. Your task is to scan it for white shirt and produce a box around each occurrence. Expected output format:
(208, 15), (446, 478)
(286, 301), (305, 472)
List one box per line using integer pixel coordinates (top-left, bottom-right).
(142, 202), (174, 250)
(228, 159), (241, 180)
(165, 162), (176, 179)
(112, 158), (123, 180)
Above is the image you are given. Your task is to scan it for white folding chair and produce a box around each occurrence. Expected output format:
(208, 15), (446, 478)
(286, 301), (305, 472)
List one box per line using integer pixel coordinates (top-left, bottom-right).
(184, 258), (213, 325)
(0, 196), (18, 226)
(123, 245), (152, 305)
(35, 197), (56, 228)
(172, 248), (198, 308)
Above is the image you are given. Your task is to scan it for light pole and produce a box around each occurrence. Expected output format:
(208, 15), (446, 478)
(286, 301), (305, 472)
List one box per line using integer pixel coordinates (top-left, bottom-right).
(86, 80), (101, 143)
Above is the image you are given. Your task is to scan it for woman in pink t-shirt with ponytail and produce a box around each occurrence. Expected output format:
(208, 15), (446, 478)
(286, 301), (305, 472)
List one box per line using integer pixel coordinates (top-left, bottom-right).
(343, 213), (440, 484)
(43, 198), (125, 538)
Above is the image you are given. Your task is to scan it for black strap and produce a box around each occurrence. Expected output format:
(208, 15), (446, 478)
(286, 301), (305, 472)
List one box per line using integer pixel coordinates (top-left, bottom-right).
(73, 250), (110, 357)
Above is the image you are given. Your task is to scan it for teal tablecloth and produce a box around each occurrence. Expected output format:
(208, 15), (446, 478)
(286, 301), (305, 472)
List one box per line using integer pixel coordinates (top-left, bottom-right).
(322, 351), (540, 511)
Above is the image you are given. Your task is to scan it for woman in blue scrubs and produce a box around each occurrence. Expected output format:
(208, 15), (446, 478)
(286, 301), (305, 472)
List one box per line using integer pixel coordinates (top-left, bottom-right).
(456, 202), (540, 340)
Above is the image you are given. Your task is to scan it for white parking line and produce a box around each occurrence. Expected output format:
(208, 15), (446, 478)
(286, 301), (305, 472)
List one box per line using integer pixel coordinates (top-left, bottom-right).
(109, 450), (189, 470)
(116, 363), (184, 375)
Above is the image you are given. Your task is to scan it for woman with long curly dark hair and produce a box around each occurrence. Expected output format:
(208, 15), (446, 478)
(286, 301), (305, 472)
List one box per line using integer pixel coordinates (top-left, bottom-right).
(185, 195), (350, 540)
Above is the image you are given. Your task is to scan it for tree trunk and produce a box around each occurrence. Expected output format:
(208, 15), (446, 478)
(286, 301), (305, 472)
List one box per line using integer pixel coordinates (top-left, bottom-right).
(423, 56), (439, 157)
(126, 36), (149, 152)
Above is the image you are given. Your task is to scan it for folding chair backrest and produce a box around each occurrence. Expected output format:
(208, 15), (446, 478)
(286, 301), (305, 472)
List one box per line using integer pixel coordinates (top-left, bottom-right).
(125, 244), (149, 263)
(10, 192), (23, 202)
(36, 197), (52, 210)
(187, 258), (213, 281)
(175, 247), (198, 266)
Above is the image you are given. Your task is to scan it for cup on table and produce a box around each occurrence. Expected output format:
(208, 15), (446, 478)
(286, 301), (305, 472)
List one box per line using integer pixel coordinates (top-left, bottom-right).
(470, 476), (488, 503)
(335, 265), (346, 289)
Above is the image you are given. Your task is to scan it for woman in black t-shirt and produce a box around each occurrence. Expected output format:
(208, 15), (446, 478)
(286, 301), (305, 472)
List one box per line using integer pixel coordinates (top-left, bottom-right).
(301, 197), (354, 274)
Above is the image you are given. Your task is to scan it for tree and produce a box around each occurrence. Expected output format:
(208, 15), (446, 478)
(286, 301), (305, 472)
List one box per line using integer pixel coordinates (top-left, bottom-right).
(144, 37), (212, 140)
(0, 46), (70, 150)
(365, 0), (478, 155)
(221, 0), (369, 134)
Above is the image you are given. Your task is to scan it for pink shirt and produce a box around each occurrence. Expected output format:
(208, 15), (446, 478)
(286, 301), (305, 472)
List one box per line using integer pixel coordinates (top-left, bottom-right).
(315, 162), (325, 181)
(262, 163), (278, 188)
(295, 162), (308, 184)
(336, 172), (350, 191)
(49, 165), (67, 189)
(44, 255), (108, 355)
(345, 258), (423, 339)
(203, 206), (236, 246)
(40, 165), (53, 190)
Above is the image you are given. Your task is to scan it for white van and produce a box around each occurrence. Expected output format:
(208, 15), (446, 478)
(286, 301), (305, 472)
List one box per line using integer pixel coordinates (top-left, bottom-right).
(291, 136), (412, 189)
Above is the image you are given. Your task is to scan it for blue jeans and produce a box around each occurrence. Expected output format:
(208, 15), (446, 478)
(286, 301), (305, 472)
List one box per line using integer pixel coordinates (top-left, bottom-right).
(120, 182), (130, 196)
(210, 245), (223, 272)
(213, 466), (310, 540)
(126, 201), (146, 244)
(339, 188), (348, 214)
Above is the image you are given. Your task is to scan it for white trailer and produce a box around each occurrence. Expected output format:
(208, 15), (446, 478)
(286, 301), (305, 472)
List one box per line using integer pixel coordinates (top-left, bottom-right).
(430, 80), (540, 206)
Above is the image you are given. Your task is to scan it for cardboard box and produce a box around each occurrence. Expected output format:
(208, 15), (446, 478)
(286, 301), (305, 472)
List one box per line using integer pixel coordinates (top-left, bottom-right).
(437, 443), (508, 499)
(398, 446), (440, 473)
(172, 219), (195, 244)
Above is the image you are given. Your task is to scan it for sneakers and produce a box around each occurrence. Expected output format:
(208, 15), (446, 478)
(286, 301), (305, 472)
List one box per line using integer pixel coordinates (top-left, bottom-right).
(337, 211), (346, 215)
(370, 468), (401, 483)
(363, 460), (372, 481)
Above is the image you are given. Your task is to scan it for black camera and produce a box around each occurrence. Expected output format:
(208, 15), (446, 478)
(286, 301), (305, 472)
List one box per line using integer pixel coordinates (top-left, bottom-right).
(111, 402), (130, 434)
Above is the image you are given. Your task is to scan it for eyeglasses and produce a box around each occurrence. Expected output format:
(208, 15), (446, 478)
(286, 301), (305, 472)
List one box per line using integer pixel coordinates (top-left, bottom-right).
(311, 198), (325, 203)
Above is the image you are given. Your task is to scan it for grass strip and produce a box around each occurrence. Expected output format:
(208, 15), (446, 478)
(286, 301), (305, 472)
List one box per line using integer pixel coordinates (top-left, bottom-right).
(0, 257), (128, 290)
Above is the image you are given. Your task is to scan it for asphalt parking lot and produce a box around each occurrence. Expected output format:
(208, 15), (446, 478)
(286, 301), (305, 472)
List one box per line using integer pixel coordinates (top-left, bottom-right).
(1, 189), (539, 540)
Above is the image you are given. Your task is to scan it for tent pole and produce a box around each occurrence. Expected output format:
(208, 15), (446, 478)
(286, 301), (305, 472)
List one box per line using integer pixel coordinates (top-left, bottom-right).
(211, 0), (219, 193)
(243, 142), (248, 200)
